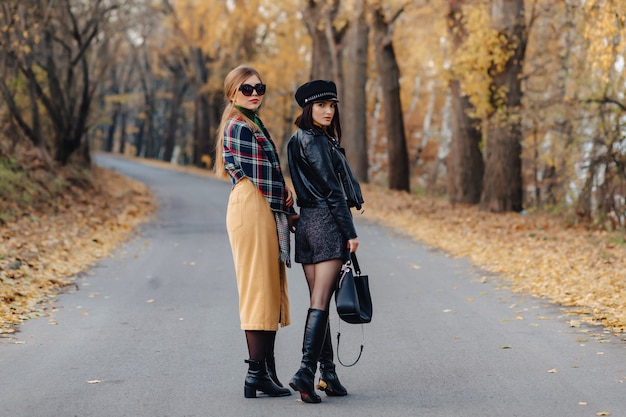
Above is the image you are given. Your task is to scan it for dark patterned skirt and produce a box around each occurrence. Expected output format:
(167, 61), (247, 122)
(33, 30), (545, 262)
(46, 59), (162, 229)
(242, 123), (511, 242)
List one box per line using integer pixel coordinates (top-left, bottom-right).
(294, 207), (347, 264)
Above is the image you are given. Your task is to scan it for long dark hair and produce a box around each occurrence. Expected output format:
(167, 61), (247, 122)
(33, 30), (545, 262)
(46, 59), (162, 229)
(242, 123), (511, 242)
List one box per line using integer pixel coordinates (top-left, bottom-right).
(294, 102), (342, 144)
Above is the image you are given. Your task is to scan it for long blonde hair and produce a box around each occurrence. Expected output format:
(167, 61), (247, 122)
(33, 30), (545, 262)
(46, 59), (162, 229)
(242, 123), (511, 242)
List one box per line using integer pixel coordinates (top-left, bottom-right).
(214, 65), (263, 178)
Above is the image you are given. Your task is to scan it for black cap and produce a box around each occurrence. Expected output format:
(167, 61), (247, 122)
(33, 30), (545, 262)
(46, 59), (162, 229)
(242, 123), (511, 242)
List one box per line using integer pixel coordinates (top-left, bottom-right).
(295, 80), (339, 107)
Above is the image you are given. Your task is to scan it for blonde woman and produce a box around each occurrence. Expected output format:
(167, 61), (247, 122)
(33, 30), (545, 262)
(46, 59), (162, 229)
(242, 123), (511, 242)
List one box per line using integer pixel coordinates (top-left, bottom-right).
(215, 65), (298, 398)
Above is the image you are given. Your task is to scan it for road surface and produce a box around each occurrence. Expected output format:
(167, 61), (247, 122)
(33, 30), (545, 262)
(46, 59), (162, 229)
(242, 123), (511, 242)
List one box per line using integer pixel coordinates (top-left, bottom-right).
(1, 154), (624, 417)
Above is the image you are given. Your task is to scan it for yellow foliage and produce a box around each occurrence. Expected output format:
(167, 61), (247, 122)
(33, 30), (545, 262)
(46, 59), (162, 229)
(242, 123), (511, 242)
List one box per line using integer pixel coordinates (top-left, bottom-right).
(583, 0), (626, 83)
(360, 182), (626, 332)
(448, 3), (517, 120)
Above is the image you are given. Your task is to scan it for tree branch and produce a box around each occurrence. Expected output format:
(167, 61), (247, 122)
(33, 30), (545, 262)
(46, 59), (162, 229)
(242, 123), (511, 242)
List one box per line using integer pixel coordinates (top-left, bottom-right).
(586, 97), (626, 112)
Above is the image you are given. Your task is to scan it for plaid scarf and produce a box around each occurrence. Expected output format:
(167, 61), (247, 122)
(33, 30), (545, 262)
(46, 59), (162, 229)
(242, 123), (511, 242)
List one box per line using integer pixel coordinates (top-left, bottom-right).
(274, 212), (291, 268)
(223, 116), (294, 266)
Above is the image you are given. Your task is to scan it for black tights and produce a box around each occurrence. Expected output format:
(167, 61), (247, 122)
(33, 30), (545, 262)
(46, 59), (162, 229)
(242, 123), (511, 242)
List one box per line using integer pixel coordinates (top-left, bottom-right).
(245, 330), (277, 362)
(303, 259), (343, 311)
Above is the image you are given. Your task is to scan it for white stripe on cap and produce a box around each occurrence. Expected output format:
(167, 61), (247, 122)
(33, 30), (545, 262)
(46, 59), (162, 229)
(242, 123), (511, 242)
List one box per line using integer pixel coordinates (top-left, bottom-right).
(304, 92), (338, 103)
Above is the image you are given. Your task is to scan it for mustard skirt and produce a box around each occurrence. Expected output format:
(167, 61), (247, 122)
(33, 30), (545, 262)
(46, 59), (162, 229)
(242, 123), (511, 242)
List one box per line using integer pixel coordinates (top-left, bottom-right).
(226, 178), (290, 330)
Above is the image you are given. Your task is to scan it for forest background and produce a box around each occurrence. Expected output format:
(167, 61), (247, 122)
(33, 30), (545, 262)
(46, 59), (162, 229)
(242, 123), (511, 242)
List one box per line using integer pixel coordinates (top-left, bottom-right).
(1, 0), (626, 334)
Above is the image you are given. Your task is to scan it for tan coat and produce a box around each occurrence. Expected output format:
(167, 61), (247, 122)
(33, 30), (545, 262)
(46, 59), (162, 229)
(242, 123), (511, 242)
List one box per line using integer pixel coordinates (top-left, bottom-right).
(226, 178), (290, 330)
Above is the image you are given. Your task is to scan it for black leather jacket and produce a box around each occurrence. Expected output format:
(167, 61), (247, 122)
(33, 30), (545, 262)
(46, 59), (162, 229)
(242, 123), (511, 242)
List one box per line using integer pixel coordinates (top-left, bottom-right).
(287, 128), (364, 240)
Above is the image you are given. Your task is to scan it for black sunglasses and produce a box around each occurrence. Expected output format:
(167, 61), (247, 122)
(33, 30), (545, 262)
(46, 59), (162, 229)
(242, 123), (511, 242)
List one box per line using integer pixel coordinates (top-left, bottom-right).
(238, 83), (266, 96)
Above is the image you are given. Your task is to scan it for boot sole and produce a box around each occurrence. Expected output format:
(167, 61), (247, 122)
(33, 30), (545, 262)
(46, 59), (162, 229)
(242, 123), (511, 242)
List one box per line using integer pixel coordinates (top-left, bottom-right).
(289, 381), (321, 403)
(244, 384), (291, 398)
(317, 379), (348, 396)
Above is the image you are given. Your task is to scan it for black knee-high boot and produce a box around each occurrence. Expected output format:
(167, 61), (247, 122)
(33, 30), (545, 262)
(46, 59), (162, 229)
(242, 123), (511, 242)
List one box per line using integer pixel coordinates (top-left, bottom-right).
(289, 309), (328, 403)
(244, 359), (291, 398)
(317, 321), (348, 396)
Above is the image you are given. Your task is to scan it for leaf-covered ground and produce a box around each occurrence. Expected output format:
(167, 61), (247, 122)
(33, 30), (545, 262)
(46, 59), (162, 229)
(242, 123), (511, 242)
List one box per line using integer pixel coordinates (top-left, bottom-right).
(0, 163), (155, 333)
(1, 155), (625, 335)
(359, 185), (626, 333)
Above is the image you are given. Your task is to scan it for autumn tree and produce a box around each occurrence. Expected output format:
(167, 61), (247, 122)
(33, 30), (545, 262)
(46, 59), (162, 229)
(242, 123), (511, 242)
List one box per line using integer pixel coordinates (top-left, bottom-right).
(478, 0), (526, 212)
(160, 0), (227, 166)
(252, 0), (311, 153)
(341, 0), (369, 182)
(133, 41), (161, 158)
(71, 0), (626, 228)
(446, 0), (484, 205)
(0, 0), (122, 166)
(370, 1), (410, 192)
(573, 0), (626, 226)
(101, 50), (138, 154)
(302, 0), (347, 84)
(303, 0), (369, 182)
(521, 2), (578, 209)
(153, 0), (272, 166)
(450, 1), (526, 212)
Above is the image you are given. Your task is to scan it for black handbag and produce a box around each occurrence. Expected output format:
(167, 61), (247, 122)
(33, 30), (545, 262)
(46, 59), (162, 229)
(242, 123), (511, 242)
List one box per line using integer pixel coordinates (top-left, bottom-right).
(335, 252), (372, 324)
(334, 252), (372, 366)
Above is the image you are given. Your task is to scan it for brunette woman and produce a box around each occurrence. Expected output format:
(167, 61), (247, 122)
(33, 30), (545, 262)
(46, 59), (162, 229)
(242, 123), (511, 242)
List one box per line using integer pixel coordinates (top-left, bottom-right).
(286, 80), (364, 403)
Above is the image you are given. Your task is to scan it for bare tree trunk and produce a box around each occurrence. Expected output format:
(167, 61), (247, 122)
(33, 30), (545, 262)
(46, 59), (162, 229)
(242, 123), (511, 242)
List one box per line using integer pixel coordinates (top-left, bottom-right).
(575, 138), (600, 222)
(371, 5), (409, 192)
(137, 49), (156, 158)
(118, 110), (128, 154)
(447, 0), (484, 204)
(188, 46), (214, 168)
(303, 0), (346, 86)
(55, 47), (93, 166)
(480, 0), (526, 212)
(134, 115), (145, 157)
(163, 64), (186, 162)
(550, 1), (576, 207)
(193, 93), (212, 167)
(207, 90), (221, 162)
(144, 106), (157, 158)
(341, 0), (369, 182)
(448, 79), (484, 204)
(105, 104), (120, 152)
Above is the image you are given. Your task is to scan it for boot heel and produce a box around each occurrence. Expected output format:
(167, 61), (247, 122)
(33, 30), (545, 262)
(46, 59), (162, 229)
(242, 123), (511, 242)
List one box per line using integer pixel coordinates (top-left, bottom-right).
(244, 384), (257, 398)
(290, 370), (321, 403)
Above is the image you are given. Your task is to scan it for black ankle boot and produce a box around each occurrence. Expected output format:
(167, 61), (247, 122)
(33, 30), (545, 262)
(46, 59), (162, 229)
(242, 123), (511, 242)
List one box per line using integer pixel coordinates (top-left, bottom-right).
(289, 309), (328, 404)
(318, 321), (347, 396)
(266, 356), (283, 387)
(244, 359), (291, 398)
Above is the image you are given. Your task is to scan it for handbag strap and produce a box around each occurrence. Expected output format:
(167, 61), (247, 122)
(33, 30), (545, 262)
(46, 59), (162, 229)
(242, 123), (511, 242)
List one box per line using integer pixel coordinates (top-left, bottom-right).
(335, 319), (365, 367)
(349, 252), (361, 275)
(336, 250), (366, 367)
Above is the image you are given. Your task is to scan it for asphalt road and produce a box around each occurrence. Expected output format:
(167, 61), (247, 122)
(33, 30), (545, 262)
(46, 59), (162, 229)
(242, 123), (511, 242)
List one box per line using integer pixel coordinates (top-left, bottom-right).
(1, 154), (624, 417)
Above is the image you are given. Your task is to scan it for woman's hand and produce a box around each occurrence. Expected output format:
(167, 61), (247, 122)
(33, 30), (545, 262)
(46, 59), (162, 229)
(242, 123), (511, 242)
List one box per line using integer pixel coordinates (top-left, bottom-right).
(288, 214), (299, 233)
(347, 238), (359, 253)
(285, 187), (294, 207)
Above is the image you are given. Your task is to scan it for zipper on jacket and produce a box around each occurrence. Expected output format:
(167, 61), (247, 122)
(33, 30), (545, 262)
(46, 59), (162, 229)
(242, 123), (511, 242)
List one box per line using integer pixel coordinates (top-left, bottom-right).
(339, 156), (358, 203)
(337, 172), (348, 202)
